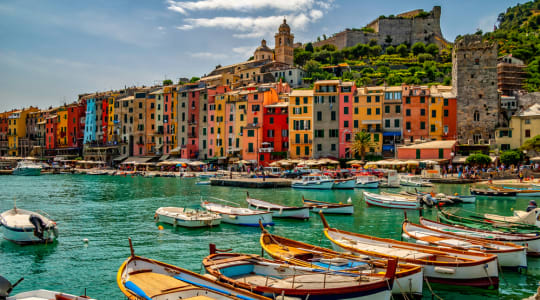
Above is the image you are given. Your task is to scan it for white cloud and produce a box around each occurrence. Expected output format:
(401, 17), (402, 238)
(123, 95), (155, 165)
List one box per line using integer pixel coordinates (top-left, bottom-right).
(477, 14), (497, 34)
(167, 0), (318, 15)
(232, 46), (257, 59)
(189, 52), (229, 60)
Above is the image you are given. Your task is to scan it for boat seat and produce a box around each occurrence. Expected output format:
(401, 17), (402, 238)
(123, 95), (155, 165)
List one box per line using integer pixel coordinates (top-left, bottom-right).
(127, 272), (192, 298)
(207, 255), (253, 268)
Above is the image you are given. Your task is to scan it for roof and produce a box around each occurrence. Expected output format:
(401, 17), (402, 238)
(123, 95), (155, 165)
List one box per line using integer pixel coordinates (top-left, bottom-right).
(122, 156), (155, 164)
(314, 80), (340, 85)
(518, 103), (540, 117)
(340, 82), (353, 87)
(289, 90), (313, 97)
(118, 95), (135, 101)
(265, 102), (289, 108)
(200, 74), (222, 81)
(399, 140), (457, 150)
(149, 89), (164, 95)
(385, 86), (402, 92)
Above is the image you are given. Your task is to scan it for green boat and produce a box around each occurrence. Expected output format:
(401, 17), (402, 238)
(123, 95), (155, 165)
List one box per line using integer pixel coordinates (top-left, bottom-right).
(438, 208), (540, 234)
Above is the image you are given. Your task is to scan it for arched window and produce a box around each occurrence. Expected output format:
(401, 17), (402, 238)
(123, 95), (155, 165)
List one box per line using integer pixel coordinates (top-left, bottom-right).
(474, 111), (480, 122)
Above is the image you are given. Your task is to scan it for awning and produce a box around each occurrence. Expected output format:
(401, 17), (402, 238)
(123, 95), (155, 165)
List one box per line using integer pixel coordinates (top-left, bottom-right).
(361, 120), (382, 125)
(531, 156), (540, 162)
(159, 155), (170, 161)
(122, 156), (154, 164)
(113, 154), (128, 162)
(383, 132), (401, 137)
(382, 145), (395, 151)
(170, 147), (181, 154)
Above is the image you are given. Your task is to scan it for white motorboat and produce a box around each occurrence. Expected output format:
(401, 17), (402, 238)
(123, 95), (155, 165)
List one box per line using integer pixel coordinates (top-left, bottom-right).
(355, 176), (380, 189)
(201, 201), (273, 226)
(7, 290), (95, 300)
(363, 191), (420, 209)
(12, 161), (42, 176)
(195, 180), (211, 185)
(246, 192), (310, 220)
(399, 175), (432, 187)
(332, 178), (356, 189)
(0, 207), (58, 244)
(420, 217), (540, 257)
(292, 175), (334, 190)
(301, 196), (354, 214)
(154, 207), (221, 228)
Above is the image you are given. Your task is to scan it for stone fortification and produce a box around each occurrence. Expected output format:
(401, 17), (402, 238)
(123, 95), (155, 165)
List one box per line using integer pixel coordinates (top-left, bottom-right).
(312, 6), (447, 50)
(452, 35), (499, 144)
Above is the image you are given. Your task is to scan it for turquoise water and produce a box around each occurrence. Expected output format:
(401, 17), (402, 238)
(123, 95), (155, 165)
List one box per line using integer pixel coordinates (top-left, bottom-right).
(0, 175), (539, 299)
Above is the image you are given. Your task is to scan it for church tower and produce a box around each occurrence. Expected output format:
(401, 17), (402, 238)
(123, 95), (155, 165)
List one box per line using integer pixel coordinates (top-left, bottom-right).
(274, 19), (294, 66)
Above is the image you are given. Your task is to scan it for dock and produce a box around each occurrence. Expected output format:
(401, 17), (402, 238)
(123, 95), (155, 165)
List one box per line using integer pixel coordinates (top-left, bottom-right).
(0, 170), (13, 175)
(210, 178), (292, 188)
(427, 178), (478, 184)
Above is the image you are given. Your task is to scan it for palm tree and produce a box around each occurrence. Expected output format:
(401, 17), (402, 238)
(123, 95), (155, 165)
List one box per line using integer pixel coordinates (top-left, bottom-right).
(351, 131), (373, 162)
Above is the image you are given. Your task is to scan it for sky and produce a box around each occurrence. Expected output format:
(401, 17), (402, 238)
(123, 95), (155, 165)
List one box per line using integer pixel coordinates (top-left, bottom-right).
(0, 0), (523, 111)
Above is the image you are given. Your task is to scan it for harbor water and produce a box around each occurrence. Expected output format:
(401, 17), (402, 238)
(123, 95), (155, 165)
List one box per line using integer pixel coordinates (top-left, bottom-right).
(1, 174), (539, 299)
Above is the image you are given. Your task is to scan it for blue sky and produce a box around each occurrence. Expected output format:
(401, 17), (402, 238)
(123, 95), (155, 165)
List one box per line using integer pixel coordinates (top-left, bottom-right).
(0, 0), (522, 111)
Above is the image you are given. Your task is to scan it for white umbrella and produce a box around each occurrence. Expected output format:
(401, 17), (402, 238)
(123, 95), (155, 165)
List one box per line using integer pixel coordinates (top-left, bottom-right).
(189, 161), (207, 166)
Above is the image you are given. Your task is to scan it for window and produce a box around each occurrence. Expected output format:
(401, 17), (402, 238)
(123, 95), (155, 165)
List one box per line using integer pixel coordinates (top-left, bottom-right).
(317, 144), (322, 151)
(431, 110), (436, 118)
(344, 96), (349, 103)
(317, 111), (322, 121)
(315, 130), (324, 138)
(331, 144), (336, 151)
(344, 120), (349, 128)
(431, 124), (436, 132)
(295, 98), (300, 105)
(420, 109), (426, 116)
(248, 130), (254, 137)
(406, 122), (411, 130)
(385, 119), (390, 127)
(296, 147), (300, 155)
(431, 97), (435, 104)
(248, 143), (254, 152)
(295, 134), (300, 144)
(375, 96), (380, 102)
(385, 105), (390, 113)
(329, 129), (339, 137)
(373, 134), (379, 142)
(331, 111), (336, 121)
(354, 107), (359, 114)
(395, 105), (401, 113)
(303, 97), (308, 104)
(252, 105), (260, 112)
(253, 117), (258, 124)
(405, 97), (410, 104)
(420, 122), (425, 130)
(367, 108), (372, 115)
(444, 110), (449, 117)
(269, 117), (274, 124)
(354, 96), (359, 103)
(444, 99), (448, 106)
(444, 125), (448, 134)
(406, 109), (411, 116)
(526, 129), (531, 138)
(474, 111), (480, 122)
(367, 96), (371, 103)
(304, 134), (309, 143)
(303, 107), (307, 114)
(420, 97), (425, 103)
(394, 119), (399, 127)
(344, 107), (349, 115)
(416, 149), (421, 159)
(376, 108), (380, 115)
(354, 120), (358, 128)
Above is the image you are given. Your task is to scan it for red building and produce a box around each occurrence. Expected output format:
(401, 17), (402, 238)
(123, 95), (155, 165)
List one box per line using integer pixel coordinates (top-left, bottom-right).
(45, 115), (57, 150)
(101, 96), (109, 144)
(442, 95), (457, 140)
(260, 102), (289, 165)
(67, 102), (85, 149)
(186, 88), (200, 159)
(402, 85), (430, 143)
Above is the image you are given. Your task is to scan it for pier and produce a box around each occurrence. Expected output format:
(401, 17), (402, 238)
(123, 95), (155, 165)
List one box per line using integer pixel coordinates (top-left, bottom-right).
(210, 178), (292, 188)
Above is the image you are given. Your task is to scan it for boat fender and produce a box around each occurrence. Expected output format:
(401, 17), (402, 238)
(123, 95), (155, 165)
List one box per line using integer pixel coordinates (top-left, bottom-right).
(415, 240), (430, 246)
(434, 267), (456, 274)
(401, 234), (410, 240)
(29, 214), (46, 240)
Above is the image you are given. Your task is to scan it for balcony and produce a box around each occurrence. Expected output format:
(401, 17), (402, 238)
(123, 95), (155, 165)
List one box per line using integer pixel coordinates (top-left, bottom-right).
(188, 133), (197, 138)
(188, 120), (197, 125)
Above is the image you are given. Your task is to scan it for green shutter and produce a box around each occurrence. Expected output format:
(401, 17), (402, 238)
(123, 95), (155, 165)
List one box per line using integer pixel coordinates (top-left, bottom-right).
(439, 149), (444, 159)
(416, 149), (421, 159)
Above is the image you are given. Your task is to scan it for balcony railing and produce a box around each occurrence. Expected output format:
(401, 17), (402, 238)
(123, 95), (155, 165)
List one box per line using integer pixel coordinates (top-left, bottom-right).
(259, 147), (274, 153)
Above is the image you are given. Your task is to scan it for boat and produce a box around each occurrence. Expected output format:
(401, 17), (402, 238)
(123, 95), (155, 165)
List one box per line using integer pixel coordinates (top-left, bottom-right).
(259, 226), (424, 297)
(301, 196), (354, 214)
(0, 275), (94, 300)
(291, 174), (334, 190)
(399, 175), (432, 187)
(0, 206), (58, 244)
(355, 176), (380, 189)
(319, 213), (500, 289)
(410, 190), (476, 204)
(363, 191), (421, 209)
(437, 210), (539, 234)
(420, 217), (540, 257)
(332, 178), (356, 189)
(490, 186), (540, 197)
(389, 191), (455, 206)
(118, 239), (269, 300)
(402, 219), (527, 269)
(201, 200), (274, 226)
(195, 180), (211, 185)
(439, 208), (540, 232)
(469, 187), (516, 197)
(154, 207), (221, 228)
(378, 169), (400, 188)
(203, 246), (397, 300)
(12, 161), (42, 176)
(246, 192), (309, 220)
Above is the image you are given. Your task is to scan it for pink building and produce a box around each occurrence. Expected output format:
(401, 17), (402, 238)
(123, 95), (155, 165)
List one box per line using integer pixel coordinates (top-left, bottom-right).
(187, 88), (200, 158)
(397, 140), (457, 160)
(338, 82), (356, 158)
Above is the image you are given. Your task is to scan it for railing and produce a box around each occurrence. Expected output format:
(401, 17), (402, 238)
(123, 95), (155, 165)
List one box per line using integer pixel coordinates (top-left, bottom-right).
(259, 147), (274, 153)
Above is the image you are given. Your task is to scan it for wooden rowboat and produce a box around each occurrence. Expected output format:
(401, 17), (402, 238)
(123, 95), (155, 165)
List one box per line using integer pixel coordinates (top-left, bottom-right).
(203, 247), (397, 300)
(469, 187), (516, 197)
(301, 196), (354, 214)
(117, 239), (269, 300)
(259, 225), (424, 297)
(490, 186), (540, 197)
(363, 191), (421, 209)
(155, 207), (221, 228)
(420, 217), (540, 257)
(402, 220), (527, 269)
(246, 192), (310, 220)
(201, 201), (274, 227)
(319, 212), (500, 289)
(439, 208), (540, 233)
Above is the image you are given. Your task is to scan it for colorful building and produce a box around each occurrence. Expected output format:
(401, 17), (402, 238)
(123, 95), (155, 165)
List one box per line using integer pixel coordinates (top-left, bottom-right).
(338, 81), (355, 158)
(402, 85), (430, 143)
(261, 102), (288, 165)
(353, 87), (383, 156)
(397, 140), (457, 160)
(45, 115), (57, 151)
(0, 111), (12, 156)
(381, 86), (403, 157)
(496, 103), (540, 151)
(313, 80), (340, 158)
(56, 107), (69, 148)
(289, 90), (313, 159)
(83, 97), (96, 144)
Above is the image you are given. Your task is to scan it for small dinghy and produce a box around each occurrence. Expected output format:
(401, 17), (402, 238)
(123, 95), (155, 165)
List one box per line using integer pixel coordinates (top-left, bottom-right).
(203, 245), (397, 300)
(118, 239), (268, 300)
(1, 275), (94, 300)
(259, 226), (424, 297)
(363, 191), (421, 209)
(301, 196), (354, 214)
(201, 200), (273, 227)
(154, 207), (221, 228)
(246, 192), (309, 220)
(469, 187), (516, 197)
(0, 206), (58, 245)
(319, 213), (500, 289)
(490, 186), (540, 197)
(402, 219), (527, 269)
(420, 217), (540, 257)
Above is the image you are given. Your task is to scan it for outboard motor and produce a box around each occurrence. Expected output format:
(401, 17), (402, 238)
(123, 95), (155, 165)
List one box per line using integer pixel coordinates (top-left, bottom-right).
(29, 214), (46, 240)
(0, 276), (23, 300)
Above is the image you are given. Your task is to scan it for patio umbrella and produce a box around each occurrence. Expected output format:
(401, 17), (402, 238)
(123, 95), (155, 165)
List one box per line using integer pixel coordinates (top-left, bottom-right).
(346, 160), (362, 165)
(405, 160), (420, 165)
(420, 160), (438, 165)
(236, 160), (251, 164)
(189, 161), (207, 166)
(269, 161), (281, 167)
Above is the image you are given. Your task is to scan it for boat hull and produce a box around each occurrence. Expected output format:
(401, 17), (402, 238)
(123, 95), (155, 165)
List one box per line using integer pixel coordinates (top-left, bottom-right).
(155, 213), (221, 228)
(333, 179), (356, 189)
(355, 181), (379, 189)
(219, 212), (274, 226)
(292, 181), (334, 189)
(363, 192), (419, 209)
(308, 205), (354, 214)
(12, 168), (41, 176)
(1, 223), (57, 245)
(247, 204), (310, 219)
(7, 289), (95, 300)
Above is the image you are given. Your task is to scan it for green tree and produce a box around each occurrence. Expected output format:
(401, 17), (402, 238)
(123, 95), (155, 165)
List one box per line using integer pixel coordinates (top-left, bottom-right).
(305, 42), (314, 52)
(385, 46), (396, 55)
(351, 131), (373, 161)
(189, 77), (200, 83)
(500, 150), (524, 166)
(304, 60), (322, 76)
(320, 44), (337, 51)
(369, 45), (382, 57)
(418, 53), (434, 63)
(352, 44), (369, 58)
(384, 35), (393, 44)
(294, 50), (312, 66)
(425, 43), (439, 56)
(313, 50), (331, 64)
(465, 153), (492, 166)
(396, 44), (409, 57)
(411, 42), (426, 55)
(163, 79), (173, 86)
(521, 135), (540, 153)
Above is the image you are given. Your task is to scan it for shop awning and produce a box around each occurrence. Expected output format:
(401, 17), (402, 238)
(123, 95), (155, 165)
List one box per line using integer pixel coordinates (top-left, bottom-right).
(122, 156), (155, 164)
(382, 145), (395, 151)
(113, 154), (128, 162)
(383, 132), (401, 136)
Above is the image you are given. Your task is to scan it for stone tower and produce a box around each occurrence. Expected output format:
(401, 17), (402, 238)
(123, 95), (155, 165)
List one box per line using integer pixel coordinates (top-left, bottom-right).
(253, 39), (273, 61)
(274, 19), (294, 66)
(452, 35), (499, 144)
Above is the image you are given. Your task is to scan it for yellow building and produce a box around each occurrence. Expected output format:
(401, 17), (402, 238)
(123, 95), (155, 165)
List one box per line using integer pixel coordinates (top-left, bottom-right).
(214, 93), (227, 158)
(288, 90), (313, 159)
(107, 94), (116, 143)
(496, 103), (540, 150)
(353, 87), (383, 154)
(428, 85), (451, 140)
(7, 107), (39, 156)
(233, 92), (248, 157)
(56, 108), (68, 147)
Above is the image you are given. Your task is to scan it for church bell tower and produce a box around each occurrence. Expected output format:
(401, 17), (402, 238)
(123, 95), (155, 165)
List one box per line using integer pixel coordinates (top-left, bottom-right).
(274, 19), (294, 66)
